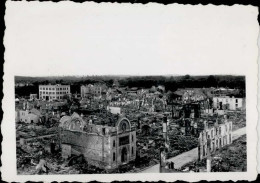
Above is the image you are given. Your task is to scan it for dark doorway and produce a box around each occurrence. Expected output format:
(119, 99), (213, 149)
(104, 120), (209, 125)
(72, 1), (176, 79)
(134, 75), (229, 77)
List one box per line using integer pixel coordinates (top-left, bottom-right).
(121, 147), (127, 163)
(46, 96), (49, 101)
(219, 102), (223, 110)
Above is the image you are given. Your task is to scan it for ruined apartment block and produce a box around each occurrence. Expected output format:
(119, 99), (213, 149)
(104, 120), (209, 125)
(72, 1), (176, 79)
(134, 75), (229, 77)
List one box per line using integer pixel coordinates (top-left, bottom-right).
(59, 113), (136, 170)
(198, 120), (233, 160)
(80, 84), (108, 98)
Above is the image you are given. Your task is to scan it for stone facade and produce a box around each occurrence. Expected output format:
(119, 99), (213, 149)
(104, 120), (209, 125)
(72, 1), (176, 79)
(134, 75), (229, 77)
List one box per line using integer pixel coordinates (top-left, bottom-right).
(81, 84), (107, 98)
(59, 113), (136, 170)
(198, 120), (232, 160)
(39, 84), (70, 101)
(213, 96), (244, 110)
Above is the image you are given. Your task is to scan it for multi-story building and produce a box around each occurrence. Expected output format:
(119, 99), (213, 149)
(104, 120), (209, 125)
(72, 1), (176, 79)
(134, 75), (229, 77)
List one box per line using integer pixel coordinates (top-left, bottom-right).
(213, 96), (245, 110)
(81, 84), (108, 98)
(39, 84), (70, 101)
(198, 120), (233, 160)
(59, 113), (136, 170)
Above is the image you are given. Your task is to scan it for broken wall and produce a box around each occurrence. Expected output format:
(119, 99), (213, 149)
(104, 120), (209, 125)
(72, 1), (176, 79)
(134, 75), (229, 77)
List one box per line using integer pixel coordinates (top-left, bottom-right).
(198, 121), (233, 160)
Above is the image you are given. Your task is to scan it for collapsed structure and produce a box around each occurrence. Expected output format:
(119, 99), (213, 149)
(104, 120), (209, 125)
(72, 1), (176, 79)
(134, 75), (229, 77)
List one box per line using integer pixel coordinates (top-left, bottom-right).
(198, 117), (233, 160)
(59, 113), (136, 170)
(80, 84), (108, 98)
(15, 80), (245, 174)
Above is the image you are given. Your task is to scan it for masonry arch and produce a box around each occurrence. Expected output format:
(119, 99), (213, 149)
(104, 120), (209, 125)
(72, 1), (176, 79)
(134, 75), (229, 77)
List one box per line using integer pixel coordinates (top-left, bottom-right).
(116, 117), (131, 133)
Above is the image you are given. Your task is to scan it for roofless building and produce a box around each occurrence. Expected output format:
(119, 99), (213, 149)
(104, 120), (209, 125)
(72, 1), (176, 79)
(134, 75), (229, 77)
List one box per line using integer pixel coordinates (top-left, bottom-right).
(59, 113), (136, 170)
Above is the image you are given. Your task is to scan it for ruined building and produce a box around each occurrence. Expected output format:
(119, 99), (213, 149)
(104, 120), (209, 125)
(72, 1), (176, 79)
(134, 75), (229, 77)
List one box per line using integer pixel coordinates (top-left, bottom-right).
(198, 119), (233, 160)
(80, 84), (108, 98)
(59, 112), (136, 170)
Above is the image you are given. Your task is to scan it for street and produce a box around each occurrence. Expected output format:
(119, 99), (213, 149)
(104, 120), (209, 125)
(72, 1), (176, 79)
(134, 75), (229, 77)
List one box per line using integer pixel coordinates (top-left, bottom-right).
(139, 127), (246, 173)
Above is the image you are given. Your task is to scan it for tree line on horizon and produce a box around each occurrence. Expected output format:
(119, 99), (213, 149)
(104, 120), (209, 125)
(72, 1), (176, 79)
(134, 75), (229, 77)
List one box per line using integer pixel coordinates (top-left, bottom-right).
(15, 75), (245, 97)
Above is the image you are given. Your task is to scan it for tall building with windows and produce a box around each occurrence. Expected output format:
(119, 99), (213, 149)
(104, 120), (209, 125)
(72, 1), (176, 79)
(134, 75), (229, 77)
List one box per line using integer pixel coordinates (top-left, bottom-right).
(39, 84), (70, 100)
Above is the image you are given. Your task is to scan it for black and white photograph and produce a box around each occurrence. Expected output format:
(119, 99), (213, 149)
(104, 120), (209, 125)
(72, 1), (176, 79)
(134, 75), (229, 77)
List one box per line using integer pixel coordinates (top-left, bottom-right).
(14, 75), (246, 174)
(2, 1), (258, 182)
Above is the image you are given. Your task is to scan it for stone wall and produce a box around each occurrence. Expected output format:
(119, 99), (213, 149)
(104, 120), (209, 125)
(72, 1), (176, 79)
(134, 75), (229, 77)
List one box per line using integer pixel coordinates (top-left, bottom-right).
(198, 121), (232, 160)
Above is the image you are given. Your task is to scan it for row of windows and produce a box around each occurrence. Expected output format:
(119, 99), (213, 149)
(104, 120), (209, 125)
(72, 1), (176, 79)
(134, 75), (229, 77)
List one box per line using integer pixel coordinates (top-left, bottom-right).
(40, 87), (69, 91)
(40, 91), (68, 94)
(112, 135), (134, 147)
(21, 119), (34, 123)
(216, 99), (239, 103)
(40, 96), (63, 99)
(206, 124), (232, 139)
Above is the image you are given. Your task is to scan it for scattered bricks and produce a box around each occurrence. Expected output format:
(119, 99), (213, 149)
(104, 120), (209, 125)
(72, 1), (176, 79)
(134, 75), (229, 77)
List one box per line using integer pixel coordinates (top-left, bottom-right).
(44, 144), (51, 153)
(50, 142), (56, 154)
(35, 159), (49, 174)
(61, 144), (71, 159)
(20, 138), (25, 145)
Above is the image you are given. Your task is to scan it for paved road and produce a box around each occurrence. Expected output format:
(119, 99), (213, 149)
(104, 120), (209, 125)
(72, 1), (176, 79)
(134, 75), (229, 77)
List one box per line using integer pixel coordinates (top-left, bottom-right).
(232, 127), (246, 140)
(139, 127), (246, 173)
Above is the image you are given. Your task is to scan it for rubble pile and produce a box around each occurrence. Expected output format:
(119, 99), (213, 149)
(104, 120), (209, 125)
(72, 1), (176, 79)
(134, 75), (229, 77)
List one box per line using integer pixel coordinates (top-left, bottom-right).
(180, 135), (247, 172)
(15, 82), (246, 174)
(211, 134), (247, 172)
(17, 134), (61, 174)
(168, 135), (198, 157)
(16, 123), (59, 140)
(227, 111), (246, 131)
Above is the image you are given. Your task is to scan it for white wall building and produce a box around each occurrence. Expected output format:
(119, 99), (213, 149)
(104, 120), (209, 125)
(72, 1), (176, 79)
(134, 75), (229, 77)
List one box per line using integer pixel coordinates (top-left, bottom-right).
(39, 84), (70, 101)
(198, 120), (233, 160)
(18, 109), (40, 123)
(213, 96), (244, 110)
(107, 106), (121, 114)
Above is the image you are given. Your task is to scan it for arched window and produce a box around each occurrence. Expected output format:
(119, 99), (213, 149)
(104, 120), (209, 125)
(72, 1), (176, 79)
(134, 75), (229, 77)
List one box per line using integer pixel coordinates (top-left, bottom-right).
(121, 123), (126, 132)
(119, 119), (130, 132)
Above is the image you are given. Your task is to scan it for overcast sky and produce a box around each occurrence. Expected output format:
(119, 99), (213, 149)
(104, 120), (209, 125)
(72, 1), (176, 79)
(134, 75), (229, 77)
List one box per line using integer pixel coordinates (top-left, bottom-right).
(4, 2), (258, 76)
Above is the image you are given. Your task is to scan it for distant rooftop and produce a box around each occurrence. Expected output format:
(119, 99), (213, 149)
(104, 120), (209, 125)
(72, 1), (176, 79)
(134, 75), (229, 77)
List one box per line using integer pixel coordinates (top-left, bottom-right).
(39, 84), (70, 86)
